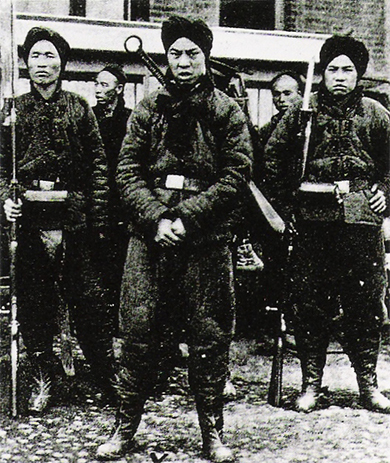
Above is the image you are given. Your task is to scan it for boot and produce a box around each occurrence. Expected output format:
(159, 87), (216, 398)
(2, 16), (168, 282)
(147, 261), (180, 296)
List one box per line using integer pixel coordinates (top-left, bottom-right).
(96, 422), (135, 460)
(198, 410), (234, 463)
(360, 387), (390, 413)
(28, 350), (56, 414)
(295, 353), (326, 413)
(96, 407), (142, 460)
(354, 356), (390, 413)
(204, 427), (235, 463)
(296, 385), (320, 413)
(28, 370), (52, 414)
(96, 348), (150, 461)
(346, 339), (390, 413)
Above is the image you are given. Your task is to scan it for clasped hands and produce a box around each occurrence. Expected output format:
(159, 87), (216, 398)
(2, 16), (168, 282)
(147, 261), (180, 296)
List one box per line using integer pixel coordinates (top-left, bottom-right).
(154, 217), (186, 247)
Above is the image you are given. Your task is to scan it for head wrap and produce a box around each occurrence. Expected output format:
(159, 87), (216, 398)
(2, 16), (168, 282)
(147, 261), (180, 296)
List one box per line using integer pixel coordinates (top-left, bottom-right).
(22, 27), (70, 72)
(99, 65), (127, 84)
(319, 35), (369, 78)
(161, 16), (213, 58)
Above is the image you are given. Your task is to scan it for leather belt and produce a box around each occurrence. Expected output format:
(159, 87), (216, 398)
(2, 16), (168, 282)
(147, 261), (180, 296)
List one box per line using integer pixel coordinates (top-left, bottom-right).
(154, 174), (209, 192)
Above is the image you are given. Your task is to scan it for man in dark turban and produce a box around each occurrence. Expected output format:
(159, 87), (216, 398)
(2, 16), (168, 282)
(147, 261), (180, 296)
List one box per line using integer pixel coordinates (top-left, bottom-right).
(96, 15), (253, 462)
(22, 26), (70, 72)
(263, 34), (390, 413)
(318, 34), (369, 78)
(161, 15), (213, 59)
(1, 27), (115, 413)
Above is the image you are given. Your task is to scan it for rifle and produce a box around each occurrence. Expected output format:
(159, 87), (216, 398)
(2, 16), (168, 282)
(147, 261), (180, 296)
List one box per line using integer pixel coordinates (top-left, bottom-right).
(267, 307), (286, 407)
(1, 0), (20, 417)
(267, 59), (316, 407)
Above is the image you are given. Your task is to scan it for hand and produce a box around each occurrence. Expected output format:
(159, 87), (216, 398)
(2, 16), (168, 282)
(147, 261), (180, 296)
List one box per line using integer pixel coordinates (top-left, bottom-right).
(154, 218), (184, 247)
(171, 218), (186, 238)
(4, 198), (22, 222)
(369, 184), (387, 214)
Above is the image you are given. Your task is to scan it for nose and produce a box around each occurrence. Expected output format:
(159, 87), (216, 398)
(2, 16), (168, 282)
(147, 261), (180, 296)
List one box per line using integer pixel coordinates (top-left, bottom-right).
(335, 70), (346, 81)
(177, 53), (191, 67)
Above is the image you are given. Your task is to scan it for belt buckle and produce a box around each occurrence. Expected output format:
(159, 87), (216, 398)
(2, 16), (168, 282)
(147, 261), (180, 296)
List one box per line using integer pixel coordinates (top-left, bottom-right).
(165, 174), (184, 190)
(334, 180), (350, 194)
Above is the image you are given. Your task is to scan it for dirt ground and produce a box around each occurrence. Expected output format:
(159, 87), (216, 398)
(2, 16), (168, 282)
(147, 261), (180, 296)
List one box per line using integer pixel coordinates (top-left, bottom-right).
(1, 335), (390, 463)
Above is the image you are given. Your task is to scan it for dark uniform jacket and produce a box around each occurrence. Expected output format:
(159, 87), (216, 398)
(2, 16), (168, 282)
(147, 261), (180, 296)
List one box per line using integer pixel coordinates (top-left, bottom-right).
(0, 85), (109, 232)
(93, 97), (131, 226)
(263, 87), (390, 224)
(117, 77), (253, 244)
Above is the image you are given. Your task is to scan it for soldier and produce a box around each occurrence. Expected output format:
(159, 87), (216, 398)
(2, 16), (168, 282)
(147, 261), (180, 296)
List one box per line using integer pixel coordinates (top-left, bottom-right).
(254, 71), (303, 313)
(93, 65), (132, 340)
(96, 15), (252, 462)
(258, 70), (303, 150)
(0, 27), (113, 413)
(264, 35), (390, 413)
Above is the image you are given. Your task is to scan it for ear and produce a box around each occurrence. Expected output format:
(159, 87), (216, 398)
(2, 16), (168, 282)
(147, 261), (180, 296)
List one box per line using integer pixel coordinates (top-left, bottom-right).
(115, 83), (124, 95)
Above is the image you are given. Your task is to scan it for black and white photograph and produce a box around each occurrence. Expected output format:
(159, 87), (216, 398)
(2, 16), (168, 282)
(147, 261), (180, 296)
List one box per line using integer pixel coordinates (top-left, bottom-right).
(1, 1), (390, 462)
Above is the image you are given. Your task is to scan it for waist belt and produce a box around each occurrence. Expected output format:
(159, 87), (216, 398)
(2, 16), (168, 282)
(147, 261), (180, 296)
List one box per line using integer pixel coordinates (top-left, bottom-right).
(299, 178), (372, 195)
(154, 174), (209, 192)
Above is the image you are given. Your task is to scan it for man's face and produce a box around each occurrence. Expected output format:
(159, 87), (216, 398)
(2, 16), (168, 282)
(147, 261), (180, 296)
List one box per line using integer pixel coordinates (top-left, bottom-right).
(28, 40), (61, 87)
(94, 71), (122, 106)
(167, 37), (206, 85)
(272, 75), (302, 113)
(324, 54), (358, 96)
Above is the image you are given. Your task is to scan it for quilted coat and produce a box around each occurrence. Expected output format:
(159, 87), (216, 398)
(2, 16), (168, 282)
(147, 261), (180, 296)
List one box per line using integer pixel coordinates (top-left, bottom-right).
(0, 85), (109, 231)
(116, 78), (253, 244)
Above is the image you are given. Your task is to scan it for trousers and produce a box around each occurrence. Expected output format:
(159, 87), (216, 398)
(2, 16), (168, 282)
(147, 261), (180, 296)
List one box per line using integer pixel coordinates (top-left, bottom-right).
(116, 235), (235, 411)
(290, 222), (387, 390)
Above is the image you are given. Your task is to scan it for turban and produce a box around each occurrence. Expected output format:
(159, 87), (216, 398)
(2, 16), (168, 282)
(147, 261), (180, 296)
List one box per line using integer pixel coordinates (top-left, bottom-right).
(100, 65), (127, 84)
(161, 16), (213, 58)
(22, 27), (70, 72)
(319, 35), (369, 78)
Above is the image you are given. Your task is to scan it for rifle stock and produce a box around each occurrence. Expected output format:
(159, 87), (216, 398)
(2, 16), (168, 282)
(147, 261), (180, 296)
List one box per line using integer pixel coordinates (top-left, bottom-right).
(267, 308), (286, 407)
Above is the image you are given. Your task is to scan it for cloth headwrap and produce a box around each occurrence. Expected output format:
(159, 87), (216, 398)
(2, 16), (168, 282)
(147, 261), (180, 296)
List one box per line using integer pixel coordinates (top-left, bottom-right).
(22, 27), (70, 73)
(100, 65), (127, 84)
(161, 16), (213, 58)
(319, 35), (369, 78)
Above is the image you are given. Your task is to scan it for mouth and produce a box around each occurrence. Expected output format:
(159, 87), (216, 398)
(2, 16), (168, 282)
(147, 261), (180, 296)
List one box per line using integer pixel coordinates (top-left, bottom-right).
(177, 71), (193, 79)
(35, 72), (49, 78)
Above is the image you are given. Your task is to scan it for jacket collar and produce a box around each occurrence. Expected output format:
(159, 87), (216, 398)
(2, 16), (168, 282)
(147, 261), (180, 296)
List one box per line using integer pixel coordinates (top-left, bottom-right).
(30, 80), (63, 103)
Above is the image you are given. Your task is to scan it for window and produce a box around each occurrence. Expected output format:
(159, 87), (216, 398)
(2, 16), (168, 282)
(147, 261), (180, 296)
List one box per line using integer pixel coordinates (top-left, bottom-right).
(69, 0), (86, 16)
(124, 0), (150, 21)
(220, 0), (276, 30)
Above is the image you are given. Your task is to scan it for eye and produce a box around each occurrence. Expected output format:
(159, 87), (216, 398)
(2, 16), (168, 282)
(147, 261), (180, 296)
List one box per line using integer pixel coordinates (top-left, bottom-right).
(188, 51), (199, 59)
(169, 51), (180, 58)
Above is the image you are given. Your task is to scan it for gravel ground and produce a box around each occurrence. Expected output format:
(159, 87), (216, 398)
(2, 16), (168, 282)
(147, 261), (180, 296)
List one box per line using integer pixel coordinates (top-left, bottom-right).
(1, 337), (390, 463)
